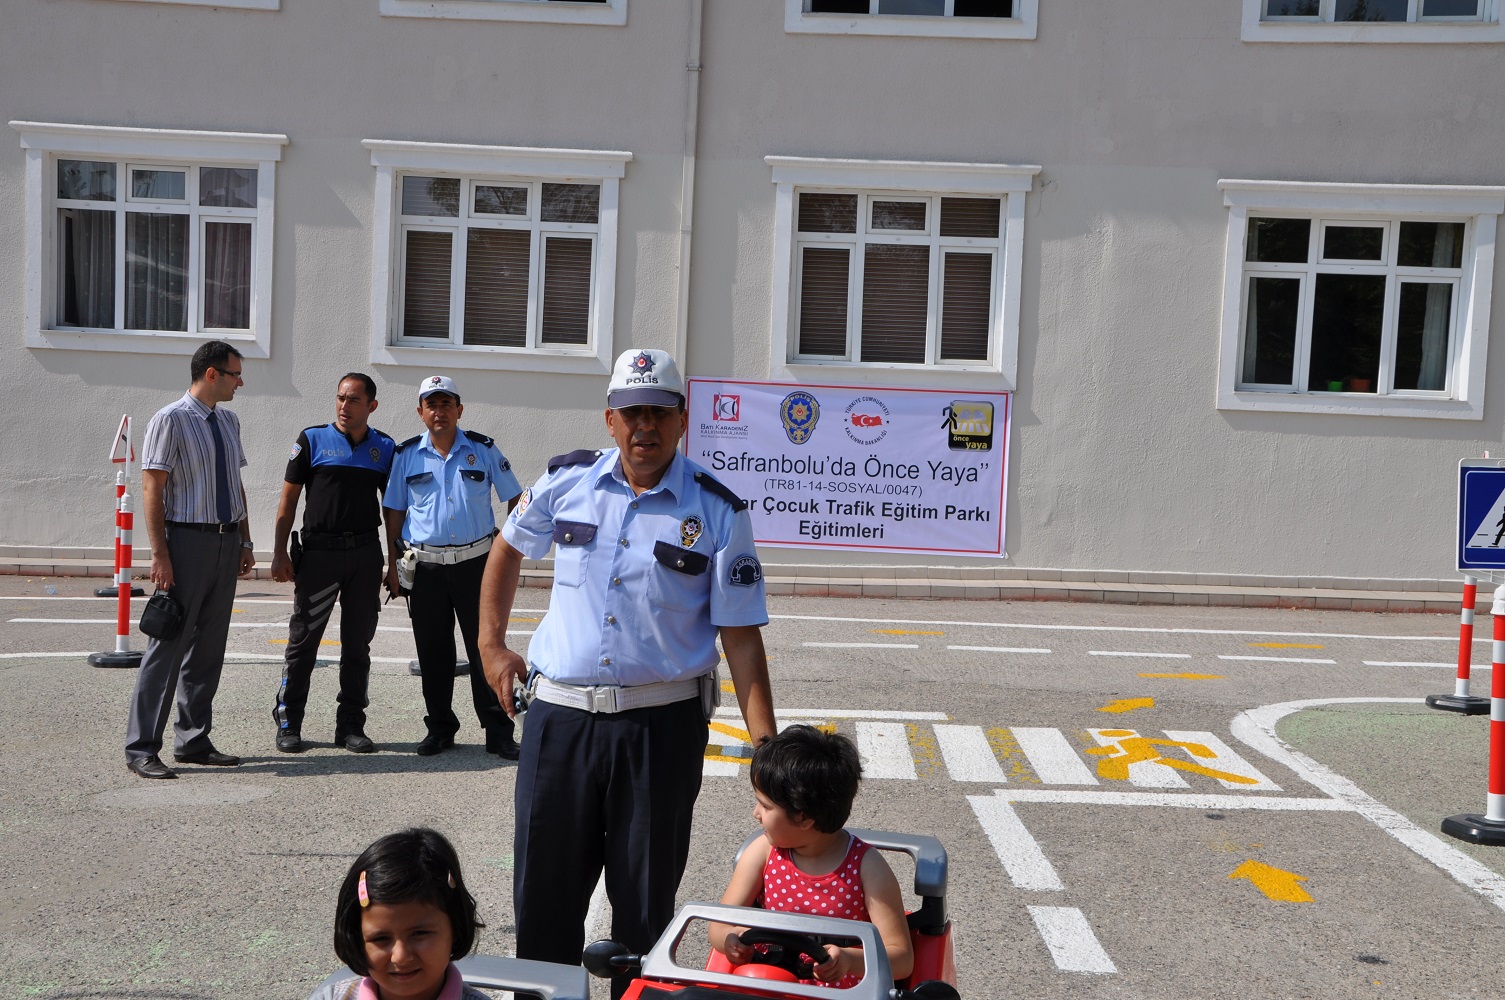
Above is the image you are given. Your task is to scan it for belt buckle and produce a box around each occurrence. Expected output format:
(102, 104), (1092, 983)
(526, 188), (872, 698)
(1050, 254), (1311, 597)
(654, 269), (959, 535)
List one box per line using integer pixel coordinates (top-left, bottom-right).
(590, 686), (618, 714)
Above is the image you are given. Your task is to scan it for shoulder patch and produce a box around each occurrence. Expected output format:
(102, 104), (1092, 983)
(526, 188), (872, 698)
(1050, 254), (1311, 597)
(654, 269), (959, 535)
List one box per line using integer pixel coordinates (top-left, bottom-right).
(729, 554), (763, 587)
(463, 429), (495, 447)
(693, 471), (749, 512)
(397, 435), (422, 451)
(548, 448), (603, 474)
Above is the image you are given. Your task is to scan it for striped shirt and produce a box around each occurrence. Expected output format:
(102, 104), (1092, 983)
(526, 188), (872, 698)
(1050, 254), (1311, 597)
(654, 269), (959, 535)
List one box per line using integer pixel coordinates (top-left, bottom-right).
(141, 392), (249, 524)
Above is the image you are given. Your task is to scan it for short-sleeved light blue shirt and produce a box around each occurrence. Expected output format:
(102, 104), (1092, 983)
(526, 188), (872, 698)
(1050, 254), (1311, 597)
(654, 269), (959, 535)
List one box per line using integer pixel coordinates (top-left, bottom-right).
(503, 448), (768, 687)
(383, 428), (522, 546)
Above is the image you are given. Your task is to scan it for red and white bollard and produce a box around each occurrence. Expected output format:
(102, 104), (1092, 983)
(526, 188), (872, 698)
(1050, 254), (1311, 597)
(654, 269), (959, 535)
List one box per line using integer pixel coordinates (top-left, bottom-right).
(1441, 583), (1505, 844)
(1427, 574), (1490, 715)
(90, 416), (143, 669)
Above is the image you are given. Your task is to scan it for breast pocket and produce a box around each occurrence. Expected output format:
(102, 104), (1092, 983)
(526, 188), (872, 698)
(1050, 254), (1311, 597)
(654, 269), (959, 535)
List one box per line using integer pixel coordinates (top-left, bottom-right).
(648, 540), (710, 612)
(405, 471), (437, 512)
(461, 467), (489, 500)
(552, 520), (597, 588)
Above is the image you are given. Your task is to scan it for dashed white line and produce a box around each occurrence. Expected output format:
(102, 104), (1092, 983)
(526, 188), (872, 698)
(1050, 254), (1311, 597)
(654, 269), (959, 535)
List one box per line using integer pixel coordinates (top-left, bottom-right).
(1011, 727), (1098, 786)
(967, 795), (1063, 891)
(1088, 651), (1191, 659)
(803, 642), (920, 649)
(1218, 655), (1335, 664)
(1363, 660), (1464, 668)
(857, 722), (918, 780)
(948, 645), (1051, 654)
(715, 708), (949, 721)
(0, 651), (98, 659)
(1027, 906), (1117, 974)
(934, 724), (1008, 783)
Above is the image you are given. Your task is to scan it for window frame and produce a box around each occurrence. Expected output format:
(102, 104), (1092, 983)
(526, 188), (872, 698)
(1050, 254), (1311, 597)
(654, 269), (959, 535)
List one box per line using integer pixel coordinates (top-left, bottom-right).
(11, 120), (285, 359)
(1217, 179), (1505, 420)
(365, 139), (630, 375)
(109, 0), (278, 8)
(785, 0), (1037, 38)
(768, 156), (1039, 390)
(380, 0), (626, 25)
(1242, 0), (1504, 42)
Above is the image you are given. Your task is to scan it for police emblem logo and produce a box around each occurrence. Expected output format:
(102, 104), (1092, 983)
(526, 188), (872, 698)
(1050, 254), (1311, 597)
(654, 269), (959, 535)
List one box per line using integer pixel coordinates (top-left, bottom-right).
(943, 400), (995, 452)
(428, 376), (444, 387)
(369, 446), (381, 462)
(466, 453), (477, 467)
(780, 391), (820, 446)
(679, 514), (704, 549)
(515, 487), (531, 516)
(289, 442), (302, 461)
(729, 554), (762, 586)
(630, 351), (656, 376)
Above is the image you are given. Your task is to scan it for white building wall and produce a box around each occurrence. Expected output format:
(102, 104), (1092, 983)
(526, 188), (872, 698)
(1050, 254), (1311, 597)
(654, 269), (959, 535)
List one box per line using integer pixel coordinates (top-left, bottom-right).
(1, 0), (1501, 582)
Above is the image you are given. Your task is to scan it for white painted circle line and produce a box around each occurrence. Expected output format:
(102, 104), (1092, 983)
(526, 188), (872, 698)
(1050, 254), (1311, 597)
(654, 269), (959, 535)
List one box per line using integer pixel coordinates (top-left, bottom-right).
(1087, 651), (1192, 659)
(1218, 655), (1336, 664)
(803, 642), (920, 649)
(948, 645), (1052, 654)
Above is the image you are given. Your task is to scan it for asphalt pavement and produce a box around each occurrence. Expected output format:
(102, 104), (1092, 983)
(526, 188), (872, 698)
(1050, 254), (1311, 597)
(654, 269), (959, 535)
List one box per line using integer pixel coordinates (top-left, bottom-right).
(1, 574), (1503, 999)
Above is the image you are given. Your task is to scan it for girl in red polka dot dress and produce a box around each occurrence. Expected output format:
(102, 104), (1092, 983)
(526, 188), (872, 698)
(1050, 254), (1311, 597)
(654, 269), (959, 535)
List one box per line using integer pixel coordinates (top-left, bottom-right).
(709, 725), (914, 988)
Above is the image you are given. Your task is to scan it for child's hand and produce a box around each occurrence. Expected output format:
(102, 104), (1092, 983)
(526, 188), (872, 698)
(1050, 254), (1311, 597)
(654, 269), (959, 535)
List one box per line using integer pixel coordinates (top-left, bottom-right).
(811, 944), (858, 983)
(722, 931), (754, 966)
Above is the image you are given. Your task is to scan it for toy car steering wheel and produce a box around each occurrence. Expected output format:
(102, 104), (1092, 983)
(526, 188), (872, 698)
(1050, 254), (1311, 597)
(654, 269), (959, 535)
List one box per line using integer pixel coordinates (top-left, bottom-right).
(733, 928), (834, 981)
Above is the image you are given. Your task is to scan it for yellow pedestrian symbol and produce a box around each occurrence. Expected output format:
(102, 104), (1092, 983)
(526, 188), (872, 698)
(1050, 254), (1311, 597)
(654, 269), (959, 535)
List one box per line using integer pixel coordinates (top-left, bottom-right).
(1086, 729), (1259, 784)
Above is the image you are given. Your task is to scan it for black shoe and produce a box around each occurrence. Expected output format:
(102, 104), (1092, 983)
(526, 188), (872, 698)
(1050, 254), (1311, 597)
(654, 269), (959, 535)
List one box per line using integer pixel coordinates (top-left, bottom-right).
(486, 735), (520, 760)
(126, 755), (177, 780)
(415, 733), (454, 756)
(276, 730), (305, 753)
(338, 732), (377, 754)
(173, 747), (241, 766)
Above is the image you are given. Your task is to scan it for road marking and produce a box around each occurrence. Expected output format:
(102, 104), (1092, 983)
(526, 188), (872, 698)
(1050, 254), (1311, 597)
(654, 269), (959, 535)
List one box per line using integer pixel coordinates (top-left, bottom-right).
(1027, 906), (1116, 974)
(1218, 655), (1336, 664)
(1088, 651), (1191, 659)
(1087, 729), (1189, 788)
(871, 629), (944, 635)
(967, 795), (1063, 891)
(266, 639), (339, 646)
(1139, 672), (1224, 679)
(1232, 697), (1505, 914)
(803, 642), (920, 649)
(1363, 660), (1460, 668)
(934, 724), (1009, 783)
(948, 645), (1051, 654)
(1098, 698), (1154, 714)
(993, 788), (1349, 810)
(857, 722), (918, 780)
(1162, 730), (1281, 791)
(1012, 727), (1099, 785)
(1249, 643), (1324, 649)
(714, 708), (950, 721)
(0, 651), (98, 659)
(1229, 860), (1312, 903)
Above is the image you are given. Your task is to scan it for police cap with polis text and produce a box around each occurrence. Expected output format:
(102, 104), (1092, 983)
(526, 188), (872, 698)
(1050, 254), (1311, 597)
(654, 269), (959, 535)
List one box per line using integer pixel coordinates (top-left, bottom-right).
(418, 374), (460, 401)
(607, 349), (684, 409)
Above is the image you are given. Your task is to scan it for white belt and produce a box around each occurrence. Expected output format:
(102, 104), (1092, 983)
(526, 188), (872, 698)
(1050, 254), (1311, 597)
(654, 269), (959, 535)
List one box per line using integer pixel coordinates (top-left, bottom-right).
(410, 534), (493, 565)
(532, 674), (704, 714)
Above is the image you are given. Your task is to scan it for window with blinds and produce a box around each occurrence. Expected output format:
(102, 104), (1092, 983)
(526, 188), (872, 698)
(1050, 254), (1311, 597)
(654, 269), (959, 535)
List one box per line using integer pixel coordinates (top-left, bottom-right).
(792, 191), (1000, 367)
(394, 174), (599, 351)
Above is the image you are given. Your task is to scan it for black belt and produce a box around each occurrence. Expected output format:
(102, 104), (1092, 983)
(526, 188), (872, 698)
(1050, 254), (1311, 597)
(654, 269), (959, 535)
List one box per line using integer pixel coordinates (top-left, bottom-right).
(300, 529), (380, 551)
(167, 520), (240, 534)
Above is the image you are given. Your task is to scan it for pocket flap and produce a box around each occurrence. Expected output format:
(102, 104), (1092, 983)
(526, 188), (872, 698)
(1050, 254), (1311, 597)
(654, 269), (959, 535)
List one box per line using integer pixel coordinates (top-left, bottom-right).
(553, 520), (597, 546)
(461, 469), (486, 482)
(405, 471), (434, 485)
(654, 540), (710, 575)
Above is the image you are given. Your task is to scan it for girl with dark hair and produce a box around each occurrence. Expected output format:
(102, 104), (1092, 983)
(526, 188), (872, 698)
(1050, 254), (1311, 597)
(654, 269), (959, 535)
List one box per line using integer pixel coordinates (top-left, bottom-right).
(310, 827), (489, 1000)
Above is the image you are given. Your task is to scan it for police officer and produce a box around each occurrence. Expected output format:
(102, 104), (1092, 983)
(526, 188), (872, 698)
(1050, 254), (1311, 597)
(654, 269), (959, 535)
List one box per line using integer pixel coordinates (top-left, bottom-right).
(270, 372), (396, 754)
(478, 349), (776, 998)
(384, 375), (523, 758)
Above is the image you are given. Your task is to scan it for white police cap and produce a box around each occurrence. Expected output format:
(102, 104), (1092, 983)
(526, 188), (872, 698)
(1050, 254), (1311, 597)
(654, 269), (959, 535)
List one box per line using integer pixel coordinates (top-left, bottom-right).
(607, 349), (685, 409)
(419, 374), (460, 401)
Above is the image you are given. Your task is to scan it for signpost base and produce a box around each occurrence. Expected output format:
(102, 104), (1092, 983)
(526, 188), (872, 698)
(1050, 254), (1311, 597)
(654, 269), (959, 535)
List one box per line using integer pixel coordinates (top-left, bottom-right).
(1441, 813), (1505, 846)
(408, 659), (470, 676)
(88, 651), (143, 669)
(95, 585), (145, 598)
(1425, 693), (1491, 715)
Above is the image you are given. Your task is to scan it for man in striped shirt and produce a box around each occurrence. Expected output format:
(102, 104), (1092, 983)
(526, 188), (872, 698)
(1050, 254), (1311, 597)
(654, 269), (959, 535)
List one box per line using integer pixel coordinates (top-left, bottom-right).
(124, 340), (257, 780)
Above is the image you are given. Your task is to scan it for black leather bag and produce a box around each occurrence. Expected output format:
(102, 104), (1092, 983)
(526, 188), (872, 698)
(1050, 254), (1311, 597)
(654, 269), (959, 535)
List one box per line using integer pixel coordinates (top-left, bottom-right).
(139, 589), (184, 641)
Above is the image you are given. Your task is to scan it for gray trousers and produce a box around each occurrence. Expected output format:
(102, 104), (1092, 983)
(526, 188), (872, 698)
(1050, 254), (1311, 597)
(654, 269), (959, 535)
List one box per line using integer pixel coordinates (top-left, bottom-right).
(124, 527), (242, 762)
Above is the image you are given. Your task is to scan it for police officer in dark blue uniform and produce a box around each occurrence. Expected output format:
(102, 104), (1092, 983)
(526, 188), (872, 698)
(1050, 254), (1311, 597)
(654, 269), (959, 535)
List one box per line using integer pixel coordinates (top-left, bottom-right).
(384, 375), (523, 758)
(271, 373), (396, 754)
(478, 349), (776, 998)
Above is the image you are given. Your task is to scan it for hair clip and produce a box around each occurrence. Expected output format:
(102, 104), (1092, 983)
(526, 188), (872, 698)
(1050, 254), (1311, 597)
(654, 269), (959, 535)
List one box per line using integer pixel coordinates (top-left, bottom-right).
(447, 870), (456, 889)
(358, 870), (370, 908)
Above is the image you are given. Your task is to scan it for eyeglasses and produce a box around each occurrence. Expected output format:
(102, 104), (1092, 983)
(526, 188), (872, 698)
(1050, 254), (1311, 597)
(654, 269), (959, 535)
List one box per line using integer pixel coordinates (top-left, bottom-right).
(214, 367), (244, 381)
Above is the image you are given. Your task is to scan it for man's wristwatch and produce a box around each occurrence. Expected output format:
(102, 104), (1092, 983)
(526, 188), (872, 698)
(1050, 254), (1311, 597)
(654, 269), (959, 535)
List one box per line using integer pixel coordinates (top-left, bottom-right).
(241, 540), (254, 550)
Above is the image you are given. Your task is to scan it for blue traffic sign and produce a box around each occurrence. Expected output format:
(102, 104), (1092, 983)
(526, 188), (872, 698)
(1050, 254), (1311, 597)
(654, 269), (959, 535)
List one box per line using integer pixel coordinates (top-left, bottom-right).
(1457, 460), (1505, 571)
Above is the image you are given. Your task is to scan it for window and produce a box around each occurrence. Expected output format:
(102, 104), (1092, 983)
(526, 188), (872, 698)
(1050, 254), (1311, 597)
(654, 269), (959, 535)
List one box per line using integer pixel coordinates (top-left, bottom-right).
(366, 140), (629, 374)
(769, 157), (1038, 388)
(1243, 0), (1503, 41)
(380, 0), (624, 25)
(786, 0), (1037, 37)
(11, 121), (285, 358)
(1218, 180), (1504, 420)
(111, 0), (278, 8)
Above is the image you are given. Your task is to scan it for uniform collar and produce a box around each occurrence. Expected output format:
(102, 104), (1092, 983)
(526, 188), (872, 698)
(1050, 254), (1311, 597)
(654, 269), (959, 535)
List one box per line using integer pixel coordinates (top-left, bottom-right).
(418, 427), (470, 458)
(602, 447), (685, 502)
(331, 422), (372, 447)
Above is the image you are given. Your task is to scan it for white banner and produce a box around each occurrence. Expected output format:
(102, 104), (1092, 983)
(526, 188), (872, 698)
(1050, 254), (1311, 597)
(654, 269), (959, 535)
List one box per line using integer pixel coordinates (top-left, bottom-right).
(685, 379), (1010, 558)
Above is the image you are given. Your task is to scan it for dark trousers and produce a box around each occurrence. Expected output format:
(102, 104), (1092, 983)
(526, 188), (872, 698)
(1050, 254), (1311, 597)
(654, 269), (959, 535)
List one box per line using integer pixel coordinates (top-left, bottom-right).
(273, 539), (383, 739)
(514, 696), (708, 999)
(408, 554), (512, 744)
(124, 527), (241, 761)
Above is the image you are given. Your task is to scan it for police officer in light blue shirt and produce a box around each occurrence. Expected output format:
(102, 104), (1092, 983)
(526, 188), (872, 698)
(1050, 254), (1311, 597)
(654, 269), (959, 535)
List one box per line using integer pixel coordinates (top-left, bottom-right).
(477, 349), (776, 999)
(383, 375), (523, 758)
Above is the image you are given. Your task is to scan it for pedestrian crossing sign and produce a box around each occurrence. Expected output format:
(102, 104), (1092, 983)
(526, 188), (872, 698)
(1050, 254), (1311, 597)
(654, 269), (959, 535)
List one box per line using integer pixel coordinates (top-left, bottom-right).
(1457, 459), (1505, 571)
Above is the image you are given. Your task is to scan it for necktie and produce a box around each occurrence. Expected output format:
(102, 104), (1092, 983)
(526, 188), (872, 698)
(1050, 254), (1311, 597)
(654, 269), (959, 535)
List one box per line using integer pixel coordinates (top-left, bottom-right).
(206, 410), (234, 525)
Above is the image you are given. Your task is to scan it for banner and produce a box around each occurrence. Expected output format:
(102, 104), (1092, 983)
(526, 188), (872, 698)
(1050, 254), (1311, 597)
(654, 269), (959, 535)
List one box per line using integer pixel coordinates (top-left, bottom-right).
(685, 379), (1010, 558)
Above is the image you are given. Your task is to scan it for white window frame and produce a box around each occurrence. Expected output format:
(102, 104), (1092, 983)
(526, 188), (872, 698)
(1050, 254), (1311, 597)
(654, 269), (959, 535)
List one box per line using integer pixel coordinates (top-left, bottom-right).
(768, 156), (1039, 390)
(785, 0), (1037, 38)
(1217, 179), (1505, 420)
(11, 121), (285, 359)
(111, 0), (277, 7)
(381, 0), (625, 25)
(366, 139), (630, 375)
(1243, 0), (1503, 42)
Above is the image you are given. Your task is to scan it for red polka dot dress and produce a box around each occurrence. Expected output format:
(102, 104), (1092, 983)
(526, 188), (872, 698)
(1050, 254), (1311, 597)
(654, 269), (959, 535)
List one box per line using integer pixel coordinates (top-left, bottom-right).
(760, 833), (871, 989)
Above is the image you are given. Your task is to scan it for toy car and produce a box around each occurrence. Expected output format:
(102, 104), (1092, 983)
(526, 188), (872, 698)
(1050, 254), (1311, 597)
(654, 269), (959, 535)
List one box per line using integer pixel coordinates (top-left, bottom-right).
(583, 828), (959, 999)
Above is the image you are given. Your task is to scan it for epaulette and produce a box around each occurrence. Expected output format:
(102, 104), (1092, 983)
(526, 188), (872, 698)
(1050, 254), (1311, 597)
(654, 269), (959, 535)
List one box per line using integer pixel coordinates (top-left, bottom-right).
(548, 448), (603, 474)
(301, 424), (324, 434)
(463, 429), (495, 447)
(397, 435), (422, 451)
(369, 427), (395, 442)
(693, 470), (749, 512)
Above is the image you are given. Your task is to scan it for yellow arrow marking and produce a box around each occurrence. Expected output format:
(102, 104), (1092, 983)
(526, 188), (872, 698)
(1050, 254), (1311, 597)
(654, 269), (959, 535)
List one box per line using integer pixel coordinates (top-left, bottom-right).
(1139, 673), (1224, 680)
(721, 680), (737, 694)
(1229, 860), (1312, 902)
(1248, 642), (1324, 649)
(510, 617), (540, 623)
(1097, 697), (1154, 713)
(871, 629), (945, 635)
(709, 721), (750, 742)
(266, 639), (339, 646)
